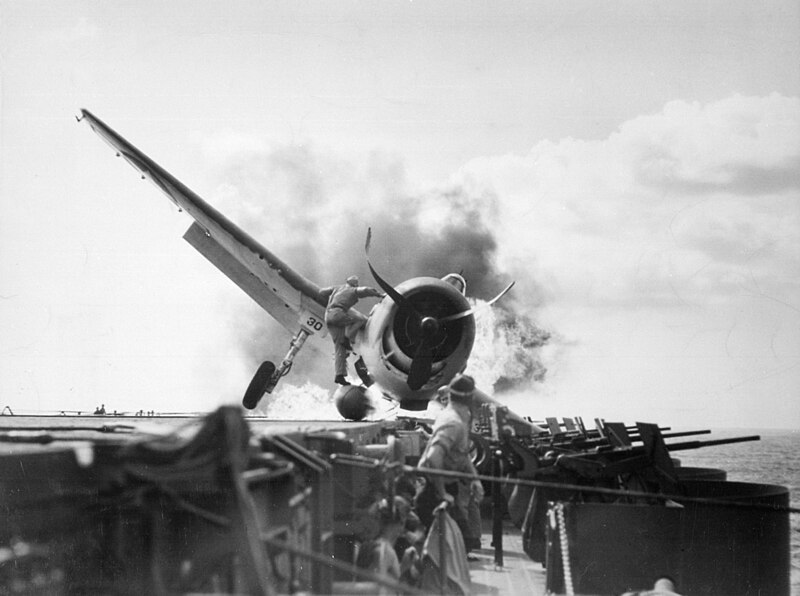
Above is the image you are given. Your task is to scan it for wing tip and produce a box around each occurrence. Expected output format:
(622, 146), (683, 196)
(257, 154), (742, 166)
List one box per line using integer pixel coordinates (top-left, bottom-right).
(77, 108), (95, 124)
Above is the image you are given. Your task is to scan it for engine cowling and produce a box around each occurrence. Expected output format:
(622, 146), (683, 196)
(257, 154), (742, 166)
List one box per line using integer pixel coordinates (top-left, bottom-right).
(356, 276), (476, 409)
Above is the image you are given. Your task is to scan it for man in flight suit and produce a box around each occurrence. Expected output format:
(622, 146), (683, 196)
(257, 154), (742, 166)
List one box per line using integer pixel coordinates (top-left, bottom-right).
(320, 275), (383, 385)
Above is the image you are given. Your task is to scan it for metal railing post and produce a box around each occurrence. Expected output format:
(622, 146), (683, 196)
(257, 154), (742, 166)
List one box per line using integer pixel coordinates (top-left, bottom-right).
(492, 449), (504, 567)
(437, 504), (447, 595)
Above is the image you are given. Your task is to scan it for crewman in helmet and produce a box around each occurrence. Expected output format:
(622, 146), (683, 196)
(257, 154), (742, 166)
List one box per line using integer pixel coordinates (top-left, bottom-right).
(416, 373), (484, 553)
(320, 275), (384, 385)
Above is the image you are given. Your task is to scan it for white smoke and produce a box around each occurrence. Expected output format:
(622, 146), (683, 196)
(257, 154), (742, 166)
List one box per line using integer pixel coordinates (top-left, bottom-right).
(199, 94), (800, 422)
(257, 382), (340, 419)
(201, 138), (551, 416)
(451, 94), (800, 423)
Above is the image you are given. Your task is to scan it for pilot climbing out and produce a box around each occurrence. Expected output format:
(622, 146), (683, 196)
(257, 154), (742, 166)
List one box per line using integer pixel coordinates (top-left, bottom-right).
(320, 276), (383, 385)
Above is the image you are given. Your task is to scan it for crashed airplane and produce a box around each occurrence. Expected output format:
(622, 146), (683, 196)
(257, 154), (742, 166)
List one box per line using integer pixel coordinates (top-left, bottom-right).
(80, 109), (520, 421)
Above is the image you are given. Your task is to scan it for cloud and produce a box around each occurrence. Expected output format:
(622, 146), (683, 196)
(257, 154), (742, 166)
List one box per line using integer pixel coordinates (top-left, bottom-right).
(455, 93), (800, 310)
(192, 93), (798, 418)
(46, 17), (99, 42)
(623, 94), (800, 194)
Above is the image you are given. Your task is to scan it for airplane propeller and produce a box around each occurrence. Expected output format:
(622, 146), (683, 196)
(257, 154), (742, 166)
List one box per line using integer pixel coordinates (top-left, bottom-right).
(365, 228), (515, 390)
(438, 280), (515, 322)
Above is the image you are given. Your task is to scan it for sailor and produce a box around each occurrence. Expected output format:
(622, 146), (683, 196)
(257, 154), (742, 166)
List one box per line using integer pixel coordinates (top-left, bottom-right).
(430, 371), (488, 551)
(320, 275), (383, 385)
(356, 495), (418, 593)
(416, 373), (484, 552)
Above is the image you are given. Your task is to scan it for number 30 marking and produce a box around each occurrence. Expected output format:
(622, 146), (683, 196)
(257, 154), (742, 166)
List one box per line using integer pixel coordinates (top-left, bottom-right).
(305, 316), (324, 332)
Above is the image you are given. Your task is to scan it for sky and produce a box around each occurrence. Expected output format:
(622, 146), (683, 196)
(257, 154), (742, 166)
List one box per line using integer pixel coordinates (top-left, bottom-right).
(1, 1), (798, 429)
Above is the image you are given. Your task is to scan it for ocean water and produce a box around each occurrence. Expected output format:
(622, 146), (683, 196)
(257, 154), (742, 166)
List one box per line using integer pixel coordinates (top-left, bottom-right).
(675, 428), (800, 595)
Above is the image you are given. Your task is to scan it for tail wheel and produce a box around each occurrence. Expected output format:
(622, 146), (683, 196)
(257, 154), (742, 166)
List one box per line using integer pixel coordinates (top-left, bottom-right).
(469, 432), (489, 472)
(242, 361), (276, 410)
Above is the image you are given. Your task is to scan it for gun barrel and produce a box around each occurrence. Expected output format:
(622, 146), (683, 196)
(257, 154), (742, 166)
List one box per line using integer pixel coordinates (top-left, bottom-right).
(666, 435), (760, 452)
(656, 429), (711, 440)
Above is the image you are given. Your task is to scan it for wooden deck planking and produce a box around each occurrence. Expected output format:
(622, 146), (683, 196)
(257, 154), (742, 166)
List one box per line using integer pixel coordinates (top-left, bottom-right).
(468, 520), (547, 595)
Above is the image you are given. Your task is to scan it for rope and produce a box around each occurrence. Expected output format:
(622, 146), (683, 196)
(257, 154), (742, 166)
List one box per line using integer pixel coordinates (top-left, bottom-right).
(330, 454), (800, 514)
(260, 534), (426, 595)
(555, 503), (574, 595)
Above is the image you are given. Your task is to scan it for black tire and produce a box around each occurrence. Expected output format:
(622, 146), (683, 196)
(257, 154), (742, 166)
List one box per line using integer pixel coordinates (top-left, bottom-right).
(469, 432), (489, 472)
(242, 361), (276, 410)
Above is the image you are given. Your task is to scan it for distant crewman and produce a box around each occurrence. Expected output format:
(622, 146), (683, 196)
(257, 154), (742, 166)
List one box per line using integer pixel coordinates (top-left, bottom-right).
(356, 495), (418, 593)
(320, 275), (383, 385)
(622, 577), (683, 596)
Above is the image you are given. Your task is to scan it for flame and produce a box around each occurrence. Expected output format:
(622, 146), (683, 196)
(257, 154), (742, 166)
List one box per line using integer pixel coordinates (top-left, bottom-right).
(467, 303), (550, 394)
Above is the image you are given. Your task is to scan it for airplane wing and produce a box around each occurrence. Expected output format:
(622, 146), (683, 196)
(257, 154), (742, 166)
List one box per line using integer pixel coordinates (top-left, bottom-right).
(80, 109), (329, 345)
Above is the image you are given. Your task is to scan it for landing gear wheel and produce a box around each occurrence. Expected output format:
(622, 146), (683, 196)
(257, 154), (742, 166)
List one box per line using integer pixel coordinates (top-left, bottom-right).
(242, 361), (276, 410)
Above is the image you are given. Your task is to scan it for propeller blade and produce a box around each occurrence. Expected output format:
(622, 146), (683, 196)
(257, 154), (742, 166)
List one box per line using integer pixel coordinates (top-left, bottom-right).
(406, 316), (440, 390)
(365, 228), (421, 319)
(438, 280), (516, 323)
(366, 259), (408, 309)
(407, 339), (434, 390)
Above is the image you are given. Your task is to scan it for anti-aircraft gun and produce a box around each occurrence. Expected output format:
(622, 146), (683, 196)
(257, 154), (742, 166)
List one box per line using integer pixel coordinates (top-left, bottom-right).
(468, 400), (762, 564)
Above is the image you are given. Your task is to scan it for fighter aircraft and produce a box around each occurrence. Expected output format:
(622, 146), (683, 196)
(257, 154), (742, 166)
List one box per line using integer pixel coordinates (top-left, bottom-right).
(79, 110), (514, 417)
